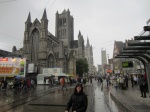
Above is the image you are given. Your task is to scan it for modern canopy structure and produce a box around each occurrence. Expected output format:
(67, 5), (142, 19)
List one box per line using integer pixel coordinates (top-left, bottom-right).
(115, 25), (150, 97)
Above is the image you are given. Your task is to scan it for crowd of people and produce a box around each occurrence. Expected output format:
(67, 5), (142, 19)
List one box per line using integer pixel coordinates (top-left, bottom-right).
(0, 77), (35, 94)
(105, 73), (148, 98)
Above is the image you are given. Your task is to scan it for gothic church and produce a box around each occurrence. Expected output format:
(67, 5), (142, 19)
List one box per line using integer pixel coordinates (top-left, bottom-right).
(13, 9), (85, 76)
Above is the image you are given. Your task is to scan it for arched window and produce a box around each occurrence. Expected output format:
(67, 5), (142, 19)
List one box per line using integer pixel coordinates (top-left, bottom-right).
(48, 54), (55, 68)
(30, 29), (39, 63)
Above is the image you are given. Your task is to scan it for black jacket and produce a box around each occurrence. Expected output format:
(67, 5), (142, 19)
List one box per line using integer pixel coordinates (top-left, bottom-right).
(66, 92), (88, 112)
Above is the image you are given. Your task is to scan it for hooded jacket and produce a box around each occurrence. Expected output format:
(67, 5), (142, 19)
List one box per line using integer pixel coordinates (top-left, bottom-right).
(66, 84), (88, 112)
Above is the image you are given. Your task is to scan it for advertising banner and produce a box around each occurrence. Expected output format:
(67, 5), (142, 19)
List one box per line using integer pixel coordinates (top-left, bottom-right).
(0, 57), (26, 76)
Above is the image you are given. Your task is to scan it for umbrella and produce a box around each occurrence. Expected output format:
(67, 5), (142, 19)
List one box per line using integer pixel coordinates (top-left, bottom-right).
(50, 74), (55, 77)
(15, 75), (21, 79)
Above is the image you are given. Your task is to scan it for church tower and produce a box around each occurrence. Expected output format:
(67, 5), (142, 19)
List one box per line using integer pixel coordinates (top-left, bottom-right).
(23, 12), (32, 62)
(78, 31), (84, 59)
(55, 9), (74, 47)
(39, 9), (48, 68)
(23, 9), (49, 73)
(85, 37), (94, 75)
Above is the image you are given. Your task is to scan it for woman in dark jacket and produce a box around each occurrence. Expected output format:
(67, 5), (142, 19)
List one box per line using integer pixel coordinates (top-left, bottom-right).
(65, 83), (88, 112)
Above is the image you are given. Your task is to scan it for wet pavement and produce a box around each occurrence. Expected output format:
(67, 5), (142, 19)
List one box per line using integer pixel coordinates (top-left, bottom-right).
(108, 82), (150, 112)
(0, 80), (122, 112)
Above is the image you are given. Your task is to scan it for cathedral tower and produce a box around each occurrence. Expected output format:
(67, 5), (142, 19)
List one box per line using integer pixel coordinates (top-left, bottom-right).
(55, 9), (74, 47)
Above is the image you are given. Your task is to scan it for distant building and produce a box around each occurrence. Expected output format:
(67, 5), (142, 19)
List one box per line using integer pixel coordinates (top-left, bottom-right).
(101, 49), (107, 65)
(93, 66), (97, 76)
(97, 64), (103, 76)
(101, 49), (107, 75)
(0, 49), (22, 58)
(113, 41), (124, 74)
(112, 40), (142, 74)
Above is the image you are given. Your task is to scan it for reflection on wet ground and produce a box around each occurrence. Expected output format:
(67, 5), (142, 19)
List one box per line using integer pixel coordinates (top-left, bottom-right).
(1, 80), (123, 112)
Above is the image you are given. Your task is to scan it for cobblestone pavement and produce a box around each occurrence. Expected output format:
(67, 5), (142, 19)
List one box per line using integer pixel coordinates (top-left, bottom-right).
(107, 81), (150, 112)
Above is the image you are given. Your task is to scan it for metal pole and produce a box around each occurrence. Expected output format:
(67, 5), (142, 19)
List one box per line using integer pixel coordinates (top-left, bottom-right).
(145, 63), (150, 97)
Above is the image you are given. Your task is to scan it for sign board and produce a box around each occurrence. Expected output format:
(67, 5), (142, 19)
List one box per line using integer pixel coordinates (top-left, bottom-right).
(0, 57), (26, 76)
(28, 63), (35, 73)
(122, 61), (133, 68)
(43, 68), (63, 76)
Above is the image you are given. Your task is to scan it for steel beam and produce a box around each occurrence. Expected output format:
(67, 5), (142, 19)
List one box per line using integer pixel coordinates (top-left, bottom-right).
(120, 51), (150, 55)
(115, 56), (147, 67)
(134, 36), (150, 40)
(124, 47), (150, 50)
(117, 54), (150, 62)
(128, 42), (150, 46)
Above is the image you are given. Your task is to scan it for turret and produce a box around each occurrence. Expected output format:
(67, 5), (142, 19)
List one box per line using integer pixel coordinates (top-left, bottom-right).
(86, 37), (90, 47)
(12, 46), (17, 53)
(78, 31), (82, 47)
(25, 12), (32, 31)
(41, 9), (48, 30)
(55, 11), (59, 38)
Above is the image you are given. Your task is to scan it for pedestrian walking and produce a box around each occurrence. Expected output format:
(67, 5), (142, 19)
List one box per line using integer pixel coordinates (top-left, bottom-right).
(30, 79), (35, 90)
(139, 75), (147, 98)
(119, 75), (125, 90)
(124, 75), (128, 88)
(65, 83), (88, 112)
(89, 76), (93, 85)
(106, 76), (110, 87)
(131, 75), (134, 87)
(60, 77), (67, 90)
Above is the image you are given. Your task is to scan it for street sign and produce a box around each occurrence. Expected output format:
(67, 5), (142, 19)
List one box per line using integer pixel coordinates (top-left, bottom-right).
(122, 61), (133, 68)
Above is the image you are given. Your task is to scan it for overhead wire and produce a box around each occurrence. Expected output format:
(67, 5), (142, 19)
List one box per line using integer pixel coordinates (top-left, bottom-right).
(47, 0), (57, 11)
(0, 33), (23, 41)
(37, 0), (52, 18)
(0, 0), (53, 51)
(0, 33), (23, 48)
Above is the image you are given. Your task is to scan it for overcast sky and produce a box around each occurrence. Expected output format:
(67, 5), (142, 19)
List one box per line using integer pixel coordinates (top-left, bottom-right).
(0, 0), (150, 67)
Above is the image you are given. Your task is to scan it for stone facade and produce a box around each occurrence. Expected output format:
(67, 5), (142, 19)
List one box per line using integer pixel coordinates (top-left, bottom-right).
(85, 38), (94, 75)
(13, 9), (85, 76)
(101, 49), (107, 75)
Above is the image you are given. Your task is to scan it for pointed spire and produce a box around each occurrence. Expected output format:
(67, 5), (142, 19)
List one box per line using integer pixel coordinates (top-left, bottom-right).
(42, 9), (47, 20)
(67, 9), (70, 13)
(87, 37), (90, 46)
(62, 9), (66, 13)
(78, 31), (81, 37)
(56, 10), (59, 14)
(26, 12), (31, 23)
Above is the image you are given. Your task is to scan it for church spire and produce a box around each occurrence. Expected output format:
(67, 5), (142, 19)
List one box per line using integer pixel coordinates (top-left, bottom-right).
(41, 9), (47, 20)
(87, 37), (90, 46)
(78, 30), (81, 37)
(67, 9), (70, 13)
(26, 12), (31, 23)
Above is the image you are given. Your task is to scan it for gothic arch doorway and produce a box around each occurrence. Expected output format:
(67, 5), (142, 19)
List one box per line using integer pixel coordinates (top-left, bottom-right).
(48, 54), (55, 68)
